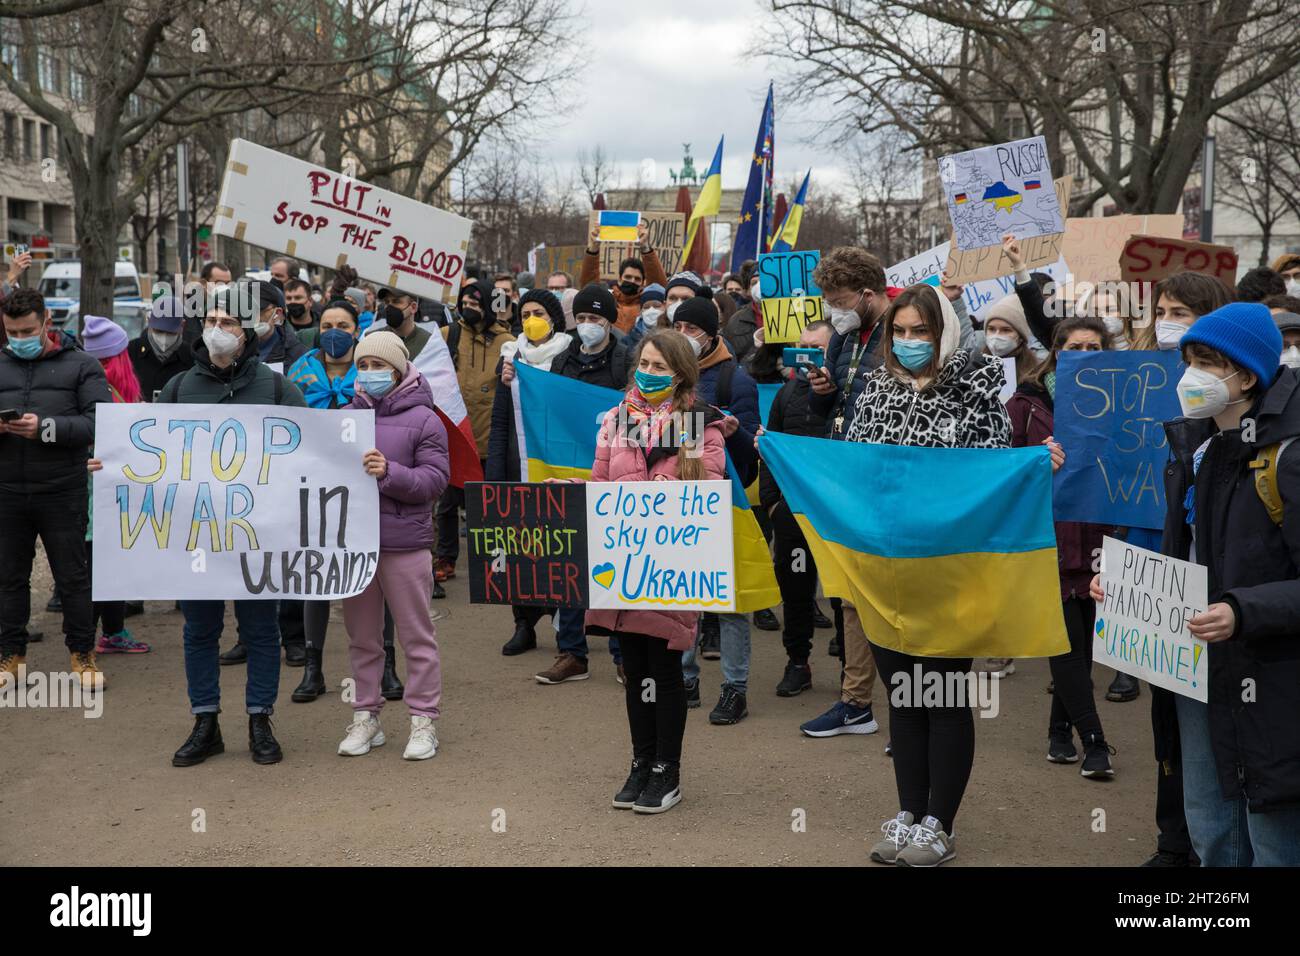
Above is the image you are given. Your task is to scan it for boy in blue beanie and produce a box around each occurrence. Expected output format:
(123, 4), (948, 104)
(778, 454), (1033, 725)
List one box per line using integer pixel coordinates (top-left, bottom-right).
(1094, 300), (1300, 865)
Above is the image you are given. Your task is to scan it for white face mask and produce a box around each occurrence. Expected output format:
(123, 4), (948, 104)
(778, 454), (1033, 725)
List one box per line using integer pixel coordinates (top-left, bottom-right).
(640, 307), (663, 327)
(203, 326), (242, 358)
(666, 301), (682, 322)
(1102, 316), (1125, 337)
(686, 334), (705, 358)
(1155, 319), (1189, 351)
(829, 307), (860, 336)
(750, 281), (762, 302)
(1287, 279), (1300, 297)
(985, 333), (1018, 357)
(253, 320), (272, 338)
(1177, 366), (1242, 419)
(576, 322), (606, 348)
(148, 329), (180, 351)
(1283, 346), (1300, 369)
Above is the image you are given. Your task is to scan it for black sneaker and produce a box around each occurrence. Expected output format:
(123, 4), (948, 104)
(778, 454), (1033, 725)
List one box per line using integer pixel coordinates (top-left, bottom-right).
(1105, 672), (1140, 702)
(46, 591), (62, 613)
(752, 608), (780, 631)
(827, 635), (842, 657)
(431, 580), (446, 600)
(501, 622), (537, 656)
(708, 685), (748, 725)
(25, 629), (43, 644)
(219, 642), (247, 666)
(1047, 721), (1078, 763)
(633, 761), (682, 814)
(248, 714), (283, 765)
(1080, 732), (1115, 779)
(813, 603), (833, 629)
(776, 662), (812, 697)
(685, 677), (701, 709)
(699, 615), (721, 660)
(612, 758), (652, 809)
(1143, 849), (1196, 867)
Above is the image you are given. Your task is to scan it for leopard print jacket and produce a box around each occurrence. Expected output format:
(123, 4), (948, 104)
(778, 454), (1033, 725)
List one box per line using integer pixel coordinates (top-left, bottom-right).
(844, 348), (1011, 449)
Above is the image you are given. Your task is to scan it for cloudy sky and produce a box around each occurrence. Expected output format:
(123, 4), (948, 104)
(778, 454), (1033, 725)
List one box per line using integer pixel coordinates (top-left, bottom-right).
(531, 0), (855, 203)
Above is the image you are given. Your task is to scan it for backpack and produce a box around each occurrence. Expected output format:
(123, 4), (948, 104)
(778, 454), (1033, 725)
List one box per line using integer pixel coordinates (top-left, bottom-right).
(446, 321), (462, 370)
(1250, 437), (1297, 525)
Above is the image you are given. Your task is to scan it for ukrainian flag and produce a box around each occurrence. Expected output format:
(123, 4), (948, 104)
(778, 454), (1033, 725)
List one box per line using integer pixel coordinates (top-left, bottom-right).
(515, 362), (780, 613)
(598, 210), (640, 243)
(759, 432), (1068, 657)
(682, 136), (724, 265)
(770, 169), (810, 254)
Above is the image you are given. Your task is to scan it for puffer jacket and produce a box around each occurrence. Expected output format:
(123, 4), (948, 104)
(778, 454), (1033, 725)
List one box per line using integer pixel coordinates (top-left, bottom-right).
(442, 314), (513, 457)
(584, 399), (727, 649)
(723, 300), (759, 364)
(550, 334), (630, 391)
(348, 365), (450, 552)
(845, 348), (1011, 449)
(695, 337), (760, 486)
(0, 334), (109, 495)
(157, 338), (306, 407)
(1159, 368), (1300, 812)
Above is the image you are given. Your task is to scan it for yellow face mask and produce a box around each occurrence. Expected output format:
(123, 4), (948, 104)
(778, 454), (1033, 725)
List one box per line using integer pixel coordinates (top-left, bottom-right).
(522, 315), (551, 343)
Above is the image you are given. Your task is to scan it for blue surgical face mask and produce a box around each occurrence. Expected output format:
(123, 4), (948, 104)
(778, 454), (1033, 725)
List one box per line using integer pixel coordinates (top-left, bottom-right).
(320, 327), (356, 359)
(357, 369), (396, 398)
(892, 337), (934, 371)
(6, 334), (44, 359)
(634, 369), (674, 400)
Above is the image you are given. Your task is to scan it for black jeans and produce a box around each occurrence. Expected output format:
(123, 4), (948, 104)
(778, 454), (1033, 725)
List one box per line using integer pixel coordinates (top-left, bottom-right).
(434, 484), (465, 563)
(870, 641), (974, 833)
(619, 632), (687, 766)
(1156, 757), (1194, 856)
(279, 598), (306, 648)
(0, 490), (94, 655)
(85, 557), (124, 637)
(1049, 596), (1103, 739)
(770, 500), (818, 664)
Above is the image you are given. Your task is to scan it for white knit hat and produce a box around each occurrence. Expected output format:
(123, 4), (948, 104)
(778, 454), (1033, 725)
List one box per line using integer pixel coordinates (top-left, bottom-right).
(354, 330), (409, 375)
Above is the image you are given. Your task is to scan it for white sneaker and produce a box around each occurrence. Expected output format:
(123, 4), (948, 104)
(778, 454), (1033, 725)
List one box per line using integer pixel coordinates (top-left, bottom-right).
(338, 712), (385, 756)
(403, 715), (438, 760)
(895, 815), (956, 867)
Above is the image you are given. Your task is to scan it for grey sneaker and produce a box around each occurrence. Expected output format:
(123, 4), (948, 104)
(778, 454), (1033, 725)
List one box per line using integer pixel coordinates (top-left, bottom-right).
(975, 657), (1016, 677)
(868, 810), (915, 864)
(895, 815), (956, 867)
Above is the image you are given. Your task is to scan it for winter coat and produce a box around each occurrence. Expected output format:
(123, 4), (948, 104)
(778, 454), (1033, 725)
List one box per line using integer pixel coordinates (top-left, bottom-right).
(1159, 368), (1300, 812)
(578, 251), (669, 333)
(845, 348), (1011, 449)
(722, 300), (759, 364)
(257, 324), (307, 369)
(758, 374), (827, 511)
(348, 365), (450, 552)
(157, 339), (306, 407)
(485, 337), (574, 482)
(1007, 380), (1116, 600)
(550, 334), (630, 391)
(0, 335), (110, 495)
(129, 333), (194, 402)
(442, 314), (513, 458)
(808, 319), (886, 439)
(695, 337), (760, 486)
(584, 399), (727, 649)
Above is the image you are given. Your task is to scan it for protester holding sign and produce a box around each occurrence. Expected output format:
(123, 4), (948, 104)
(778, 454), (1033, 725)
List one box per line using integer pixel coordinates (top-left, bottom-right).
(579, 222), (668, 333)
(155, 281), (307, 768)
(1007, 316), (1116, 774)
(586, 330), (727, 813)
(336, 332), (450, 760)
(978, 294), (1038, 387)
(551, 284), (630, 391)
(846, 283), (1010, 867)
(0, 288), (111, 691)
(1132, 272), (1233, 352)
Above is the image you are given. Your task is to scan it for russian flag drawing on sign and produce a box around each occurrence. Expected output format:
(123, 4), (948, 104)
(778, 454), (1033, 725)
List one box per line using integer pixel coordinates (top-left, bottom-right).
(1025, 180), (1041, 189)
(598, 210), (640, 242)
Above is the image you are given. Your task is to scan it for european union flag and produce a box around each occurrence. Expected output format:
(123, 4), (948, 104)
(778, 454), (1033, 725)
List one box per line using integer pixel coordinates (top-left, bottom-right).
(731, 83), (774, 274)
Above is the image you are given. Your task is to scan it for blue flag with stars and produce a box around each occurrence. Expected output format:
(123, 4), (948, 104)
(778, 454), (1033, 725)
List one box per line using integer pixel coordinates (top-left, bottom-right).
(731, 83), (774, 273)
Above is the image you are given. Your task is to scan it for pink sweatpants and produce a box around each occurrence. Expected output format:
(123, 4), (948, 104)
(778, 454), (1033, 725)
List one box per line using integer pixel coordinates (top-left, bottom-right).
(342, 549), (441, 718)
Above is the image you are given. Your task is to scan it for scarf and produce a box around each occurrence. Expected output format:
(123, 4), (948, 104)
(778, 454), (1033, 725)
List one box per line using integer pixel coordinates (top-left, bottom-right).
(289, 349), (357, 409)
(1044, 370), (1056, 401)
(500, 331), (572, 371)
(623, 386), (683, 451)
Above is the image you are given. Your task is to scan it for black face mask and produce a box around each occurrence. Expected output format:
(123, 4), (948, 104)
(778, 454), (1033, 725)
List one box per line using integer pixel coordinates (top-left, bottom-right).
(461, 307), (486, 326)
(619, 281), (641, 297)
(286, 302), (307, 322)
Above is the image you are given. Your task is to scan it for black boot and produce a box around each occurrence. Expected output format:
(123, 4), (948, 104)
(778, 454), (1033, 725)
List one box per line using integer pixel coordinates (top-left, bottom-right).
(248, 714), (283, 765)
(172, 714), (224, 767)
(291, 648), (327, 702)
(381, 644), (405, 701)
(283, 642), (307, 667)
(431, 579), (446, 600)
(502, 621), (537, 656)
(1106, 672), (1140, 702)
(219, 642), (247, 666)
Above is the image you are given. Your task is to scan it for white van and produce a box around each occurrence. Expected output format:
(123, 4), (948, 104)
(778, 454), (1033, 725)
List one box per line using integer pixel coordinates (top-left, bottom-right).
(37, 260), (147, 333)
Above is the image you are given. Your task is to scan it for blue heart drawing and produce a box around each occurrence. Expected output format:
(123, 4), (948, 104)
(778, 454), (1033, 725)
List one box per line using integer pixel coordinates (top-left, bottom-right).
(592, 562), (616, 589)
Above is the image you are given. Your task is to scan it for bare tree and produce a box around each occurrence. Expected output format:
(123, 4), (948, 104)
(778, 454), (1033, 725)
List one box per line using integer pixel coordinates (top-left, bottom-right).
(577, 145), (617, 208)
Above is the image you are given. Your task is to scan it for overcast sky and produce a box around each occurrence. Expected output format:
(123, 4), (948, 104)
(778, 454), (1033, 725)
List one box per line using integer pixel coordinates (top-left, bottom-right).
(532, 0), (854, 204)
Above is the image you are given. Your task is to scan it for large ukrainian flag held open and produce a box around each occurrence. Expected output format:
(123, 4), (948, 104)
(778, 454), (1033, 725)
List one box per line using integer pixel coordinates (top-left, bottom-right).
(514, 362), (780, 613)
(759, 432), (1068, 658)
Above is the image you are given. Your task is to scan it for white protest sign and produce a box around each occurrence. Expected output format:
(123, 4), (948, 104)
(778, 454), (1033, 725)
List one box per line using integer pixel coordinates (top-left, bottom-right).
(214, 139), (473, 305)
(586, 479), (735, 612)
(92, 403), (380, 601)
(1095, 536), (1208, 701)
(998, 356), (1017, 404)
(939, 136), (1064, 251)
(887, 244), (948, 289)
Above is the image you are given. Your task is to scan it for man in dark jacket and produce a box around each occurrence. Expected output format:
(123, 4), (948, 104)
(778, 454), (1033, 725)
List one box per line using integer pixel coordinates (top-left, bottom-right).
(1148, 302), (1300, 865)
(0, 288), (111, 690)
(158, 281), (307, 769)
(283, 278), (317, 340)
(249, 280), (305, 372)
(129, 295), (193, 402)
(551, 283), (630, 390)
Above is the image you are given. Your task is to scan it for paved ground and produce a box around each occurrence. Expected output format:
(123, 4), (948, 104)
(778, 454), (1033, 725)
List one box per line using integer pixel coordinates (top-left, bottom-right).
(1, 557), (1159, 866)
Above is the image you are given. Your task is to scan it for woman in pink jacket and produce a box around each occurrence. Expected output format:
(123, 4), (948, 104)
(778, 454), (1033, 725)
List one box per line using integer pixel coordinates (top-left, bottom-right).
(586, 330), (727, 814)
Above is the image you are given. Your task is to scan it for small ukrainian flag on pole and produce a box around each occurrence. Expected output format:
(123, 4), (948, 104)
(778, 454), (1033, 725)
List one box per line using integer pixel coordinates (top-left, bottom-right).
(597, 210), (641, 243)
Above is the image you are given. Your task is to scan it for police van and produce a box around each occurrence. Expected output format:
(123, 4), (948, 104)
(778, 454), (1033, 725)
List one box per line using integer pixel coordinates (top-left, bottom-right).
(37, 259), (148, 336)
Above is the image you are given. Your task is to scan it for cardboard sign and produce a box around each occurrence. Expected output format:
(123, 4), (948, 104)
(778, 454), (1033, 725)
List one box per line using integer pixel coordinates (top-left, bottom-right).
(465, 481), (587, 608)
(1118, 234), (1238, 286)
(214, 138), (473, 305)
(91, 404), (380, 600)
(533, 244), (587, 285)
(939, 136), (1064, 251)
(597, 210), (640, 243)
(585, 210), (686, 279)
(1096, 536), (1208, 701)
(1063, 214), (1184, 283)
(587, 479), (735, 611)
(945, 176), (1071, 283)
(757, 250), (823, 343)
(1052, 350), (1183, 530)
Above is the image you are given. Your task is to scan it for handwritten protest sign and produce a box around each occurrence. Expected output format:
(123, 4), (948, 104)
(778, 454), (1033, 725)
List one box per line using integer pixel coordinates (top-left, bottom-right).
(585, 210), (686, 279)
(1063, 214), (1184, 283)
(214, 139), (473, 305)
(1096, 536), (1208, 701)
(939, 136), (1064, 251)
(758, 250), (823, 343)
(945, 176), (1071, 283)
(92, 404), (380, 600)
(465, 481), (587, 608)
(887, 244), (948, 289)
(587, 479), (735, 612)
(887, 242), (1067, 325)
(1119, 234), (1238, 286)
(1052, 350), (1183, 529)
(533, 244), (587, 285)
